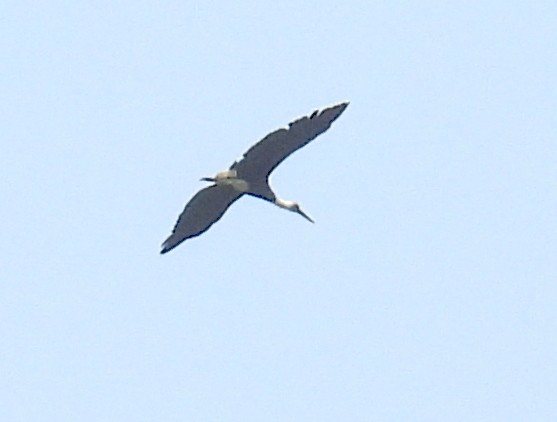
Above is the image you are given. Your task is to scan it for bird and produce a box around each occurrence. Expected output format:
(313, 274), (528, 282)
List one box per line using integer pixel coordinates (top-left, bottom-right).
(161, 101), (349, 254)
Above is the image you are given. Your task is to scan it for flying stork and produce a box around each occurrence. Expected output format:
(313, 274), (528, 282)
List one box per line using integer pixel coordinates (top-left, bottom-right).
(161, 101), (349, 254)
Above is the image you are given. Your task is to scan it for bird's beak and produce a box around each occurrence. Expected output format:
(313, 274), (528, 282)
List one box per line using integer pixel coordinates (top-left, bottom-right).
(200, 177), (215, 182)
(297, 208), (314, 223)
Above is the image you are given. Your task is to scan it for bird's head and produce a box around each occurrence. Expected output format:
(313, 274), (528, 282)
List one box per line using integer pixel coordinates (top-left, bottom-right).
(277, 199), (314, 223)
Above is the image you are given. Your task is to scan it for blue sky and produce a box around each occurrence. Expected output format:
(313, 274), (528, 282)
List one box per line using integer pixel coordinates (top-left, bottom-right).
(2, 1), (556, 420)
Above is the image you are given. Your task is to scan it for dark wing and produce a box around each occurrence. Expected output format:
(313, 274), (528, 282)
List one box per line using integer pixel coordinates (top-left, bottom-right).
(231, 102), (349, 181)
(161, 184), (243, 254)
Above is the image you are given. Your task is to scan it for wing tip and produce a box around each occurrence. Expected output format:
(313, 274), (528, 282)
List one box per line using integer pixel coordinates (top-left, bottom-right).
(160, 237), (176, 254)
(316, 101), (349, 122)
(331, 101), (350, 113)
(311, 101), (349, 117)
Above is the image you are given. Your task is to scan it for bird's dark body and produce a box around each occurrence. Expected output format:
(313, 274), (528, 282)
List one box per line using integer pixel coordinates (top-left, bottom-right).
(161, 102), (349, 254)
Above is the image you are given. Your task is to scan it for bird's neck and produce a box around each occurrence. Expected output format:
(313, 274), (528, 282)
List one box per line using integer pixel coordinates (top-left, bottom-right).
(275, 198), (295, 210)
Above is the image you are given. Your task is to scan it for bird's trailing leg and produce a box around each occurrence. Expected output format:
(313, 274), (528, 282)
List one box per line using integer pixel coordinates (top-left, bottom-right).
(201, 170), (249, 192)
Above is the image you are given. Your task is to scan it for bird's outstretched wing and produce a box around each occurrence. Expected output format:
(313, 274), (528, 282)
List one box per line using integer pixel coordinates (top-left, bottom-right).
(231, 102), (349, 180)
(161, 184), (243, 254)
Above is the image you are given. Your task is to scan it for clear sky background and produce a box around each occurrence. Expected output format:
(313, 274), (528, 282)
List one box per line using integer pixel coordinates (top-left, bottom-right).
(2, 1), (556, 421)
